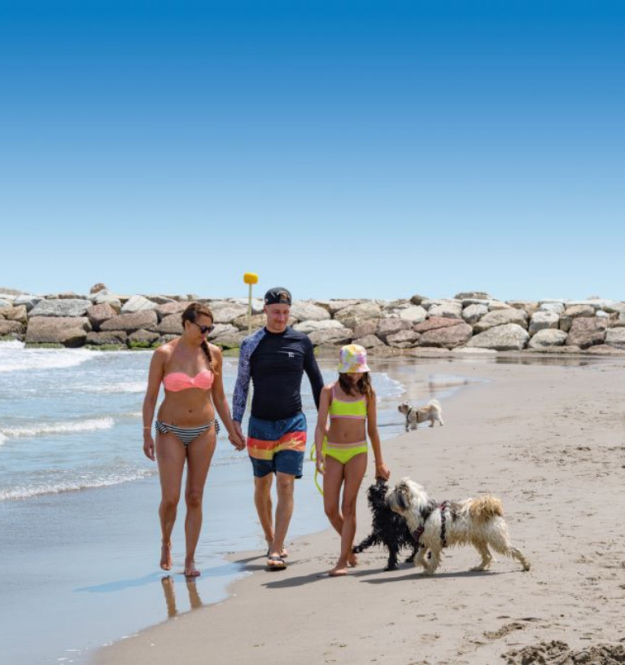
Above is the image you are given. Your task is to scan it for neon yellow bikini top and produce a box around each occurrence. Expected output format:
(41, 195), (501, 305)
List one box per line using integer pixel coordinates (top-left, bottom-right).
(328, 384), (368, 420)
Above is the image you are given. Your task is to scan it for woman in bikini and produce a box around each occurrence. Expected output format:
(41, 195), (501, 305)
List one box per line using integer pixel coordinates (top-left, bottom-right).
(142, 302), (245, 577)
(313, 344), (390, 576)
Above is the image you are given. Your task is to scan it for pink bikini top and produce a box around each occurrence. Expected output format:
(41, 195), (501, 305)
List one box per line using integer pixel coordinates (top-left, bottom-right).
(162, 370), (214, 392)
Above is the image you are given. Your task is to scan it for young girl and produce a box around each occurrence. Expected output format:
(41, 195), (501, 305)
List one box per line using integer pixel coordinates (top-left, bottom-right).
(314, 344), (390, 576)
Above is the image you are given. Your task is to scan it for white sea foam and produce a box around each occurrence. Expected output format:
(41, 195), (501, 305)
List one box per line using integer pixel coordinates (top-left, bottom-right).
(0, 468), (156, 501)
(0, 342), (97, 373)
(0, 417), (115, 439)
(0, 432), (6, 446)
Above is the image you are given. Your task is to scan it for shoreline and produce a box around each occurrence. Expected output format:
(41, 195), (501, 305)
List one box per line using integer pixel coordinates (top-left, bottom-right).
(95, 356), (625, 665)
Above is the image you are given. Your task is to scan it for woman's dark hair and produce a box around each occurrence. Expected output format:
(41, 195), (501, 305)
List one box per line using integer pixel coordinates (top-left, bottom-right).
(338, 372), (373, 398)
(181, 302), (214, 368)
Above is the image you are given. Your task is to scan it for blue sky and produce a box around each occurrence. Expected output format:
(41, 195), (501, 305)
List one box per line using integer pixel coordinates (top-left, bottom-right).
(1, 1), (623, 302)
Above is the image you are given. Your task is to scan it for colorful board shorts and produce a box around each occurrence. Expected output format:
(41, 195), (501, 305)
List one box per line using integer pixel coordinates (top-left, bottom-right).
(247, 412), (307, 478)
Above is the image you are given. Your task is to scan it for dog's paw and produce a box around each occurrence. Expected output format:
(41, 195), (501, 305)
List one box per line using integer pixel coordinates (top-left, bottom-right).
(384, 563), (399, 572)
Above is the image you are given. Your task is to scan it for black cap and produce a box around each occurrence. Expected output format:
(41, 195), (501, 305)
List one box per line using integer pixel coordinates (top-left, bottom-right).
(264, 287), (292, 306)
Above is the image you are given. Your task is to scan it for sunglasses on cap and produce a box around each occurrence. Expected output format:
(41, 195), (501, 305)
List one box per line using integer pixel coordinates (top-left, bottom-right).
(191, 321), (215, 335)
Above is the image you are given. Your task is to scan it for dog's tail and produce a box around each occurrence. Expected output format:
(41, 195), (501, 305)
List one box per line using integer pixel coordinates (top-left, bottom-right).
(428, 399), (442, 410)
(468, 495), (503, 522)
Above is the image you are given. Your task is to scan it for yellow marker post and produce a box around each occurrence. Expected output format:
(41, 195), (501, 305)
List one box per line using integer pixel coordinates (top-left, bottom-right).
(243, 273), (258, 334)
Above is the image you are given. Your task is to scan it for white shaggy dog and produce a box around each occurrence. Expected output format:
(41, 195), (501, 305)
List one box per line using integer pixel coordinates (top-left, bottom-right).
(398, 399), (444, 431)
(386, 478), (530, 575)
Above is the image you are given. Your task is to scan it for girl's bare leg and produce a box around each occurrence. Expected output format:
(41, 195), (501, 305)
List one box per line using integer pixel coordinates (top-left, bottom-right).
(330, 453), (367, 576)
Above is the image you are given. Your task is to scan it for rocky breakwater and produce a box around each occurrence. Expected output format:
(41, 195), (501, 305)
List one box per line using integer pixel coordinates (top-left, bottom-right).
(1, 287), (625, 355)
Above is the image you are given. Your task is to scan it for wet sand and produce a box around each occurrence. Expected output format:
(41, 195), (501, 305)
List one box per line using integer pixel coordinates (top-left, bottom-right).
(95, 357), (625, 665)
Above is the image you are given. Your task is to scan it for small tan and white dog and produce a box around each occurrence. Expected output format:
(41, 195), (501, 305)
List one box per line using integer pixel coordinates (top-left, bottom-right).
(398, 399), (444, 431)
(386, 478), (530, 575)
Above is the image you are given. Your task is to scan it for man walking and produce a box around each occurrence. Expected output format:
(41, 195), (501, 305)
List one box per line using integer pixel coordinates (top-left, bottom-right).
(232, 287), (324, 570)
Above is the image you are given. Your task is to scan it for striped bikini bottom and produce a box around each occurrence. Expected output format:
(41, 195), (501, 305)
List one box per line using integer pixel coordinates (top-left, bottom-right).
(155, 420), (220, 446)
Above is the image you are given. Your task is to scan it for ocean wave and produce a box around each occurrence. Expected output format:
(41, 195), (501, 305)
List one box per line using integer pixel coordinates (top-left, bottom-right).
(0, 432), (6, 446)
(0, 468), (156, 501)
(78, 382), (146, 394)
(0, 343), (97, 373)
(0, 417), (115, 439)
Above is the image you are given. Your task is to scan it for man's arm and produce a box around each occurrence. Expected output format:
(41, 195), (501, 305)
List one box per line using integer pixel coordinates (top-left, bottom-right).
(232, 338), (252, 423)
(303, 337), (324, 409)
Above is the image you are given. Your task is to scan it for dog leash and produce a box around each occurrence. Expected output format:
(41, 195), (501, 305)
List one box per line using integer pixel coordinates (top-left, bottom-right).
(309, 445), (324, 496)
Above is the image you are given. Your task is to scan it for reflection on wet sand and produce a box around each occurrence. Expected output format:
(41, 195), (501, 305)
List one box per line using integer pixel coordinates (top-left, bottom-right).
(161, 576), (203, 619)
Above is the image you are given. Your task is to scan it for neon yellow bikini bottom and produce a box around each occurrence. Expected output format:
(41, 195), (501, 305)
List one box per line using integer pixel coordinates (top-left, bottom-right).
(322, 437), (368, 465)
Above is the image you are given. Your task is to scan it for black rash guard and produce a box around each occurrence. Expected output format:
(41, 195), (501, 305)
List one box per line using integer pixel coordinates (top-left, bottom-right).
(233, 326), (324, 422)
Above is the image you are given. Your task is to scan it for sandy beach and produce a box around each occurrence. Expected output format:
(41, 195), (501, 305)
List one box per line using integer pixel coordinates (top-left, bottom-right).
(93, 355), (625, 665)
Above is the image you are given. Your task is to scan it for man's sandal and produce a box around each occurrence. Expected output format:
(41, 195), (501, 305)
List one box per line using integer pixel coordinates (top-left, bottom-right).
(267, 555), (287, 570)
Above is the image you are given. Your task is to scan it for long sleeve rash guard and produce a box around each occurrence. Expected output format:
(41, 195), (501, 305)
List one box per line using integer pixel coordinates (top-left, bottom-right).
(232, 327), (324, 422)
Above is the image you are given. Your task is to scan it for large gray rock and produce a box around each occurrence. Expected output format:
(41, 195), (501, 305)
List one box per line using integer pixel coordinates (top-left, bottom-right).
(351, 320), (380, 339)
(91, 290), (122, 312)
(398, 305), (427, 324)
(462, 303), (488, 324)
(454, 291), (493, 300)
(0, 320), (23, 337)
(334, 302), (382, 329)
(211, 330), (247, 349)
(308, 327), (353, 346)
(208, 324), (239, 340)
(157, 314), (184, 335)
(85, 331), (128, 346)
(294, 320), (347, 334)
(614, 311), (625, 327)
(128, 329), (160, 347)
(211, 303), (247, 324)
(566, 317), (607, 348)
(418, 323), (473, 349)
(377, 318), (413, 342)
(386, 329), (421, 348)
(2, 305), (28, 324)
(232, 313), (267, 331)
(100, 310), (158, 333)
(466, 324), (529, 351)
(229, 297), (265, 314)
(0, 298), (14, 309)
(563, 304), (595, 318)
(602, 302), (625, 314)
(427, 301), (463, 319)
(528, 329), (568, 349)
(605, 328), (625, 349)
(13, 295), (42, 311)
(488, 301), (513, 311)
(145, 295), (176, 305)
(121, 295), (158, 314)
(414, 317), (463, 333)
(410, 294), (429, 305)
(86, 303), (117, 329)
(314, 299), (357, 315)
(539, 302), (565, 315)
(473, 308), (528, 333)
(29, 299), (92, 318)
(529, 311), (560, 335)
(26, 316), (91, 347)
(353, 334), (386, 349)
(289, 301), (330, 322)
(156, 301), (188, 319)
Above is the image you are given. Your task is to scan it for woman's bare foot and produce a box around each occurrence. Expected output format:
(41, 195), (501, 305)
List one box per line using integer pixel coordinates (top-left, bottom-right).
(348, 552), (358, 567)
(160, 542), (172, 571)
(329, 563), (348, 577)
(184, 559), (201, 577)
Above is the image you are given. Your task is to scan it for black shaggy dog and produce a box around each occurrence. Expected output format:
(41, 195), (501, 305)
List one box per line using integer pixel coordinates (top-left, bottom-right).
(352, 478), (419, 571)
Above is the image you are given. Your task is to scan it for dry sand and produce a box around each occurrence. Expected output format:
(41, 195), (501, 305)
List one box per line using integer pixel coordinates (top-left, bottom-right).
(96, 357), (625, 665)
